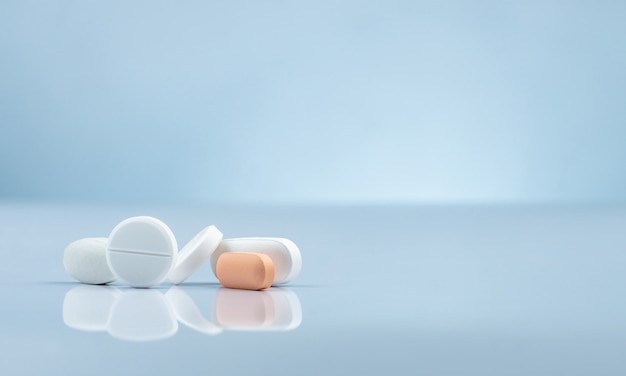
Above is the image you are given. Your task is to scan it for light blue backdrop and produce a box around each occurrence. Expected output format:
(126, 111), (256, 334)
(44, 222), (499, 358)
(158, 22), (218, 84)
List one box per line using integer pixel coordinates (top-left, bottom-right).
(1, 1), (625, 204)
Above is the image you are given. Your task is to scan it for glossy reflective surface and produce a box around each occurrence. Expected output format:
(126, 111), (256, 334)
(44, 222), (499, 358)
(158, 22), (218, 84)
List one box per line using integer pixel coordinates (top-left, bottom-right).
(1, 203), (626, 374)
(63, 285), (302, 341)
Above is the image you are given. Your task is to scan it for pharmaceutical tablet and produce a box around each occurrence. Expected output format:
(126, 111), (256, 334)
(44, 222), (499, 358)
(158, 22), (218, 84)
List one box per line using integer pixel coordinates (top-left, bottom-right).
(210, 238), (301, 285)
(216, 252), (274, 290)
(106, 216), (177, 288)
(63, 237), (116, 285)
(168, 225), (223, 285)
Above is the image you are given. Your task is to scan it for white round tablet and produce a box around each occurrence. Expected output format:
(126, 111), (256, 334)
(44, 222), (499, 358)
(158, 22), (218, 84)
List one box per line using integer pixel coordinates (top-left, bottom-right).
(210, 237), (302, 285)
(63, 237), (116, 285)
(168, 225), (223, 285)
(106, 216), (177, 288)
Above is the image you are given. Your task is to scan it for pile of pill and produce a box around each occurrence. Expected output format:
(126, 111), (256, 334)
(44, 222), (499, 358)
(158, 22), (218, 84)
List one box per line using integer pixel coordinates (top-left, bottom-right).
(63, 216), (301, 290)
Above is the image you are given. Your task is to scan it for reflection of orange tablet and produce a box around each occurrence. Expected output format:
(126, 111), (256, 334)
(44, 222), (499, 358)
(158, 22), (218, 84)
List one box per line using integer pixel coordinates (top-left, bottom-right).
(216, 252), (275, 290)
(214, 288), (302, 331)
(215, 289), (275, 327)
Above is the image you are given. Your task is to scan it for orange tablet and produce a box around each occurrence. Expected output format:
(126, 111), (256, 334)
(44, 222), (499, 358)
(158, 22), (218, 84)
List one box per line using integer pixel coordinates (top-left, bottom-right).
(216, 252), (275, 290)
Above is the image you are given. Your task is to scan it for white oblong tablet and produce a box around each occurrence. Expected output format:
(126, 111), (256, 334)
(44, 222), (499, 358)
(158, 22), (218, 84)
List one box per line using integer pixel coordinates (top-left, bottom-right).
(213, 287), (302, 331)
(168, 225), (223, 285)
(63, 285), (121, 332)
(210, 238), (302, 285)
(164, 286), (222, 335)
(63, 237), (116, 285)
(106, 216), (177, 288)
(107, 290), (177, 342)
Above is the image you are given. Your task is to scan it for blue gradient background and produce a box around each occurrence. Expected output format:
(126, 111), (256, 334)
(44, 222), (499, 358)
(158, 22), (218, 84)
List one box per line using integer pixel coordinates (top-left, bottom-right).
(1, 1), (625, 204)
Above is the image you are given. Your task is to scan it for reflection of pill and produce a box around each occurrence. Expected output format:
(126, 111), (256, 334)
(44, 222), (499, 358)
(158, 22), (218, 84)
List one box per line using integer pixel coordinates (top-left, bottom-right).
(164, 286), (222, 335)
(213, 288), (302, 331)
(215, 289), (274, 327)
(63, 285), (121, 331)
(106, 216), (177, 288)
(108, 290), (177, 342)
(64, 237), (116, 285)
(216, 252), (274, 291)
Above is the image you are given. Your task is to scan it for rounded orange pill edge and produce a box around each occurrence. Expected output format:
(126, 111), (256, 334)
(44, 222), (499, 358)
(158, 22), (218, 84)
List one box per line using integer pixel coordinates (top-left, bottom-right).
(216, 252), (275, 290)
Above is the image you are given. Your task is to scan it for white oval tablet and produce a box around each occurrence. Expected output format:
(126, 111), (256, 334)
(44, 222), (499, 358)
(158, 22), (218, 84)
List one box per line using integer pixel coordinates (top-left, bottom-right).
(168, 225), (223, 285)
(210, 238), (301, 285)
(106, 216), (177, 288)
(63, 237), (116, 285)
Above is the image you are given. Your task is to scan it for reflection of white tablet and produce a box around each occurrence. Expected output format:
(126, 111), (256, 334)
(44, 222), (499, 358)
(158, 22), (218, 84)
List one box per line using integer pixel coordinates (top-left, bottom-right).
(210, 238), (302, 285)
(164, 286), (222, 335)
(107, 290), (177, 342)
(63, 285), (121, 332)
